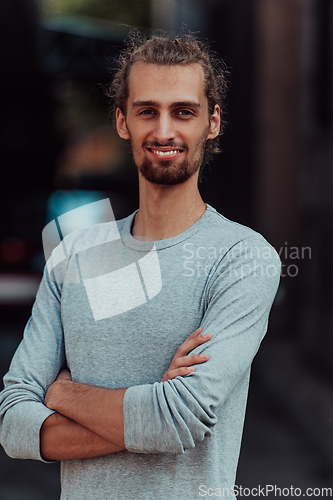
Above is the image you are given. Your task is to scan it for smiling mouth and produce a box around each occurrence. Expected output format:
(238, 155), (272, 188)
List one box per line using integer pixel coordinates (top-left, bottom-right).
(147, 148), (184, 159)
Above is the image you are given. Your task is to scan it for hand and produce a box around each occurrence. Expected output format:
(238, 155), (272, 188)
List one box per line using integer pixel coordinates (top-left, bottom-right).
(161, 327), (212, 382)
(44, 368), (72, 410)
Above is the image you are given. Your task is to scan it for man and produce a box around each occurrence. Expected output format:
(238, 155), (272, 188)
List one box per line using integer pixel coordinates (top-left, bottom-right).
(0, 33), (280, 499)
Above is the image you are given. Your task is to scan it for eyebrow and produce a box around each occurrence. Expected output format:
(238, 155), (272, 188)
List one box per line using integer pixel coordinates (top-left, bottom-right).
(132, 100), (201, 108)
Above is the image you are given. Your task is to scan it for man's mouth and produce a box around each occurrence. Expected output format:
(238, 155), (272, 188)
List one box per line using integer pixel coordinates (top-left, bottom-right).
(147, 148), (184, 159)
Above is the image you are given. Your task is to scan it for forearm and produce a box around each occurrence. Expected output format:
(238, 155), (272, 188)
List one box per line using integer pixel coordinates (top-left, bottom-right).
(40, 412), (125, 461)
(45, 381), (127, 448)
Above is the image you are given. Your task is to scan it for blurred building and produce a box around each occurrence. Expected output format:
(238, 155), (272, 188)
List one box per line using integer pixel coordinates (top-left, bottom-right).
(0, 0), (137, 281)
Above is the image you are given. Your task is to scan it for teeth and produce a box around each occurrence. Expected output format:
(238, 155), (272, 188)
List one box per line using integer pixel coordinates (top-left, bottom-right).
(152, 150), (180, 156)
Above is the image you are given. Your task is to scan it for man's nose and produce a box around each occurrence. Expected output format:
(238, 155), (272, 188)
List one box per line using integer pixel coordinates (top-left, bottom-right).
(152, 113), (176, 144)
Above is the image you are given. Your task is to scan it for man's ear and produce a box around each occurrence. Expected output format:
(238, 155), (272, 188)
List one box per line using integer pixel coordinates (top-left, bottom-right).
(207, 104), (221, 140)
(116, 108), (130, 140)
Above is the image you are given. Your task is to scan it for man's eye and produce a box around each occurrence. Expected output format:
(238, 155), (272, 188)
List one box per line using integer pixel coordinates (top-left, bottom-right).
(140, 109), (155, 115)
(177, 110), (193, 116)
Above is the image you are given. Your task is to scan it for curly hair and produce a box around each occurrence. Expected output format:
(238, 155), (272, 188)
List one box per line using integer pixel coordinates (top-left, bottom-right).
(107, 31), (229, 172)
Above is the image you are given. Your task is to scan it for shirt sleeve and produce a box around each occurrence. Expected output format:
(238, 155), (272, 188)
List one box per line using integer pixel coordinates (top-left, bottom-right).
(0, 264), (66, 461)
(123, 238), (281, 454)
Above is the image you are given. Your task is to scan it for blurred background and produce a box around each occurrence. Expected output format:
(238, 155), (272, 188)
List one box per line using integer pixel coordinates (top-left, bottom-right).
(0, 0), (333, 498)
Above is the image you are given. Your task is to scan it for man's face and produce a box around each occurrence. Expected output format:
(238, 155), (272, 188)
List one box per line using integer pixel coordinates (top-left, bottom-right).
(116, 61), (220, 185)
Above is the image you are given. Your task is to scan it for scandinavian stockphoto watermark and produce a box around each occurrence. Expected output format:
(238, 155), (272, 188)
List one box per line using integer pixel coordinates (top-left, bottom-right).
(42, 198), (162, 321)
(199, 484), (332, 497)
(182, 241), (311, 279)
(277, 241), (311, 277)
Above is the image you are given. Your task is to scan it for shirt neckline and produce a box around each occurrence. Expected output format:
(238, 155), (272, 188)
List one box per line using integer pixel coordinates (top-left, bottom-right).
(121, 204), (215, 252)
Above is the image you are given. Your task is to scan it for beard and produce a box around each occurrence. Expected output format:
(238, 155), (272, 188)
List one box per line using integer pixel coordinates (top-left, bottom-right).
(138, 156), (194, 186)
(130, 133), (209, 186)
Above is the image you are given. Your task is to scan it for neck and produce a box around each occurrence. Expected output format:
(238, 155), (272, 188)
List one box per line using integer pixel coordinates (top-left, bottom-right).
(132, 174), (206, 241)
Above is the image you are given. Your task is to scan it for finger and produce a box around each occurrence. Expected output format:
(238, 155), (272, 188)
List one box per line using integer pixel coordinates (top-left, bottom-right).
(173, 328), (202, 357)
(161, 366), (195, 382)
(178, 332), (212, 357)
(185, 326), (204, 341)
(161, 353), (210, 382)
(173, 353), (210, 369)
(176, 327), (203, 351)
(176, 327), (205, 352)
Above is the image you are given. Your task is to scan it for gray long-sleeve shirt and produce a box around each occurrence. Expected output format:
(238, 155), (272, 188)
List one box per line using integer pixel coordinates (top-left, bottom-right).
(0, 205), (281, 499)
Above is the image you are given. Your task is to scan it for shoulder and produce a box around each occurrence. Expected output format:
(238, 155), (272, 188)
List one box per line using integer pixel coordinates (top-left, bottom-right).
(201, 207), (281, 299)
(45, 212), (135, 275)
(203, 205), (280, 263)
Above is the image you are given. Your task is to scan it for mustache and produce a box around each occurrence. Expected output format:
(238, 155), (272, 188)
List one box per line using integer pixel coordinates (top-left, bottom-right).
(142, 140), (188, 150)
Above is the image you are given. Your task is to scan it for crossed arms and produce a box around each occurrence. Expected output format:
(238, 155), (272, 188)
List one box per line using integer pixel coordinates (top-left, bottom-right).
(0, 238), (281, 462)
(41, 328), (212, 461)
